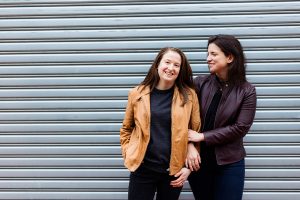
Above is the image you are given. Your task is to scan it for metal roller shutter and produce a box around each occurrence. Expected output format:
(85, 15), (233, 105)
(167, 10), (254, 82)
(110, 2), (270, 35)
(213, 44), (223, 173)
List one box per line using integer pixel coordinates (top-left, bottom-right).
(0, 0), (299, 199)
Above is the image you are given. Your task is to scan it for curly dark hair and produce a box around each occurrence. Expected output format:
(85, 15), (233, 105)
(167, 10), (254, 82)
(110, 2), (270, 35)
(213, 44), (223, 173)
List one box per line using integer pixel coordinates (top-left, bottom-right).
(208, 34), (247, 85)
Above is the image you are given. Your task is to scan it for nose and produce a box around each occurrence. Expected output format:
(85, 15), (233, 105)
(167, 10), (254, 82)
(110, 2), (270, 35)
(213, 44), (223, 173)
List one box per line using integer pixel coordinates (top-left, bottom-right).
(206, 55), (212, 62)
(168, 63), (175, 70)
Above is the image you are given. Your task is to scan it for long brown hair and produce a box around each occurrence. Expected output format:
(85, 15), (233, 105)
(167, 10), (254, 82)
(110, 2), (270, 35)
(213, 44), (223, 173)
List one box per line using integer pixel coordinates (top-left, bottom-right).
(208, 34), (247, 85)
(140, 47), (194, 105)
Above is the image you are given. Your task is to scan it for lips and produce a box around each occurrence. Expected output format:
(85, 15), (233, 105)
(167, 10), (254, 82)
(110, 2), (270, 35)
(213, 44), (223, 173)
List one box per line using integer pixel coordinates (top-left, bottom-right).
(208, 63), (214, 68)
(164, 70), (174, 77)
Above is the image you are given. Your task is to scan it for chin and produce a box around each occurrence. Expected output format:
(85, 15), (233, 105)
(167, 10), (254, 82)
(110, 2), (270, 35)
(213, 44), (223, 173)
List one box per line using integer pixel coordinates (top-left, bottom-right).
(209, 69), (215, 74)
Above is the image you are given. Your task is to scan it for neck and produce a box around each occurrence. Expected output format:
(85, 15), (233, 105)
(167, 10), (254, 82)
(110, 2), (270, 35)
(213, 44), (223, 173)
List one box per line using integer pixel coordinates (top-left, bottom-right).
(156, 81), (175, 90)
(216, 73), (228, 82)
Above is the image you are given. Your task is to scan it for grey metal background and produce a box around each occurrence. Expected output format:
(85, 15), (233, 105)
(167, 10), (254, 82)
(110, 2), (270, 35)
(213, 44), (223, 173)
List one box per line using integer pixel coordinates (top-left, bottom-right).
(0, 0), (299, 199)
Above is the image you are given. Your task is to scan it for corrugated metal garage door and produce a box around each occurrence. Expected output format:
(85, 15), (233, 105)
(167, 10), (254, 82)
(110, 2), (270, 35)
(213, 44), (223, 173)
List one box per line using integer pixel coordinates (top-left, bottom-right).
(0, 0), (299, 199)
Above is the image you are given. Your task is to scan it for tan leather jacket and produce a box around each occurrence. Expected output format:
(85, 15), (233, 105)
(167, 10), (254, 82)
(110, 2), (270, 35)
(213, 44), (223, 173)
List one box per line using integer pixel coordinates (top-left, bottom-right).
(120, 85), (201, 175)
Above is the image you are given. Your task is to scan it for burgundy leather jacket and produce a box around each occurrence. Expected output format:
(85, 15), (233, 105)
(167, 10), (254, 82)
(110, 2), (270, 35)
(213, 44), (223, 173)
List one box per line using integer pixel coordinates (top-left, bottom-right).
(194, 74), (257, 165)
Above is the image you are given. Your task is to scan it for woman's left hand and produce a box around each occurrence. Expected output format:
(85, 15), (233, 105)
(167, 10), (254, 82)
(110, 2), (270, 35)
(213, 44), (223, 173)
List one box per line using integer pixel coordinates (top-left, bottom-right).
(188, 129), (204, 142)
(170, 167), (191, 187)
(186, 143), (201, 171)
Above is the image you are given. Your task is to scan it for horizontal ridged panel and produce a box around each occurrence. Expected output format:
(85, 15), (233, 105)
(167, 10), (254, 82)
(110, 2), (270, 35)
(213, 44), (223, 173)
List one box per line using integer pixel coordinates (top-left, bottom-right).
(0, 191), (296, 200)
(0, 110), (297, 121)
(0, 180), (298, 190)
(0, 74), (299, 86)
(0, 87), (298, 98)
(0, 15), (299, 28)
(0, 192), (296, 200)
(1, 2), (300, 16)
(0, 38), (299, 52)
(0, 98), (299, 109)
(0, 51), (299, 63)
(0, 146), (298, 157)
(0, 122), (298, 132)
(0, 0), (299, 199)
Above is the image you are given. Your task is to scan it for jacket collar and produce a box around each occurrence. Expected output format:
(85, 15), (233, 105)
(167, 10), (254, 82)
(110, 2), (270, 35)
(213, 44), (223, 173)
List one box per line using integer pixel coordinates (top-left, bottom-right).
(210, 74), (234, 105)
(212, 74), (228, 88)
(136, 85), (151, 100)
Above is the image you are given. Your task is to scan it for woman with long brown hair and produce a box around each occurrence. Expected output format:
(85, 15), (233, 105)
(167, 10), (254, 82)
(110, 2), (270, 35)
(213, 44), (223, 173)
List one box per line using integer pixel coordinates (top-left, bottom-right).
(186, 35), (257, 200)
(120, 47), (201, 200)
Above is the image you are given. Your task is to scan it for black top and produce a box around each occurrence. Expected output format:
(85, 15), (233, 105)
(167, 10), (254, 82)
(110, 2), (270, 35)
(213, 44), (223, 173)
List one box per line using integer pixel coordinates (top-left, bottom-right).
(143, 87), (174, 173)
(201, 85), (222, 166)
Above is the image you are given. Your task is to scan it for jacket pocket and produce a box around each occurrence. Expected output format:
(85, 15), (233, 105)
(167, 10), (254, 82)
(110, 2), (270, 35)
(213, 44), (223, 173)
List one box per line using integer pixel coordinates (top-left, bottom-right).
(125, 128), (140, 161)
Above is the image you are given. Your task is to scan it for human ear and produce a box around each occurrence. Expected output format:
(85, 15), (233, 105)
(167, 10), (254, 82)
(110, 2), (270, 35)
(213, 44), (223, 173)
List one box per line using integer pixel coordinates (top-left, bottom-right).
(227, 54), (234, 64)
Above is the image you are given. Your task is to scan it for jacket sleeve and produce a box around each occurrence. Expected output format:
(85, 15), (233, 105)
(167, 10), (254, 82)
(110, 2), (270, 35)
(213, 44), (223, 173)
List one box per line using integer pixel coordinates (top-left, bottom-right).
(204, 86), (257, 146)
(120, 89), (135, 159)
(189, 90), (201, 133)
(189, 90), (202, 151)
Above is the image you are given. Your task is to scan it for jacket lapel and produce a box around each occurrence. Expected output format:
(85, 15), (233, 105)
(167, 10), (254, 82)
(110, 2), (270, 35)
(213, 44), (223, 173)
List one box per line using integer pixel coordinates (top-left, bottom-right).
(136, 86), (151, 123)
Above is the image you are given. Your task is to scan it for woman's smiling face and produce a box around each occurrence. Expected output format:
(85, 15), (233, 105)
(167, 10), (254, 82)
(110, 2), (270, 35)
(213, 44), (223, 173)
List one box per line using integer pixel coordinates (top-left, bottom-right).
(207, 43), (233, 80)
(156, 50), (181, 89)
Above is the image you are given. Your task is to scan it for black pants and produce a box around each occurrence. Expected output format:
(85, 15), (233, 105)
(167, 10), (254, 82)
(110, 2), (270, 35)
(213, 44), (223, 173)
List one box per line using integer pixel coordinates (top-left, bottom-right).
(128, 165), (182, 200)
(188, 159), (245, 200)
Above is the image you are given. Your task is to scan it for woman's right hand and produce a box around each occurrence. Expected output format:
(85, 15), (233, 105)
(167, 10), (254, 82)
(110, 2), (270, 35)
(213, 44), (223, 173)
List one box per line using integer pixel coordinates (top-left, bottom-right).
(170, 167), (191, 188)
(188, 129), (204, 142)
(185, 143), (201, 171)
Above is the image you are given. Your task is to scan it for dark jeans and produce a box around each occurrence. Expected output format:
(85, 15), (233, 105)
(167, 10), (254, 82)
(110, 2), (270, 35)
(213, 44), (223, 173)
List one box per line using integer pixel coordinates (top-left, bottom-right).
(128, 165), (183, 200)
(188, 159), (245, 200)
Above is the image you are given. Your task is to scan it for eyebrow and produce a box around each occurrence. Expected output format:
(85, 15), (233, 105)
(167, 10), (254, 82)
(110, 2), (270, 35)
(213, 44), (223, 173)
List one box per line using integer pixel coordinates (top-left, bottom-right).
(164, 58), (181, 64)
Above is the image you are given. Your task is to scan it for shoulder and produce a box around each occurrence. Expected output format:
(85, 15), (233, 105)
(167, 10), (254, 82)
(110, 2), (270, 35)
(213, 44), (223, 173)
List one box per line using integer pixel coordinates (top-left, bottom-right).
(127, 86), (143, 102)
(194, 74), (211, 84)
(240, 81), (256, 94)
(128, 86), (139, 96)
(184, 87), (198, 101)
(236, 81), (257, 103)
(194, 74), (214, 88)
(129, 85), (147, 95)
(193, 74), (213, 92)
(186, 87), (196, 95)
(128, 85), (151, 104)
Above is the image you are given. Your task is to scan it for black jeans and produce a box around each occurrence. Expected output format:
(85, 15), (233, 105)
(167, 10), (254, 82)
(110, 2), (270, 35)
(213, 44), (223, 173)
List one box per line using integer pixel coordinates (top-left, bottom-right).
(128, 165), (182, 200)
(188, 159), (245, 200)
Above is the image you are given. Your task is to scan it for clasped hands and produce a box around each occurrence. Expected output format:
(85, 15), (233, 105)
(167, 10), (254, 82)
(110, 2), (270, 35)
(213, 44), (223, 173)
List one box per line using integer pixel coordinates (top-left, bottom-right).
(170, 129), (204, 187)
(186, 129), (204, 171)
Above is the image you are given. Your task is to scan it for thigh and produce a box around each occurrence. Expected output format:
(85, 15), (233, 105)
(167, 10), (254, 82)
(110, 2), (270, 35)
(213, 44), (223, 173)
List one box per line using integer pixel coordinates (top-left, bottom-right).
(128, 167), (157, 200)
(214, 159), (245, 200)
(188, 164), (215, 200)
(156, 175), (182, 200)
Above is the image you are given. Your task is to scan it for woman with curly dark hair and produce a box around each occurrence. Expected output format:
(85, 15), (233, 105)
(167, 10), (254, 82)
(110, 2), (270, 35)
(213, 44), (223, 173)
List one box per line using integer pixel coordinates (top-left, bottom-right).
(187, 35), (257, 200)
